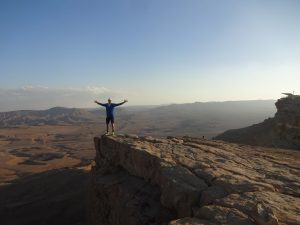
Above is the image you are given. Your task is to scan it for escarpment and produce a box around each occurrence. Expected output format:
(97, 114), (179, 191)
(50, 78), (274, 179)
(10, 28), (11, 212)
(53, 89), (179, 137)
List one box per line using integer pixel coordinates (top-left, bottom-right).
(216, 95), (300, 149)
(89, 135), (300, 225)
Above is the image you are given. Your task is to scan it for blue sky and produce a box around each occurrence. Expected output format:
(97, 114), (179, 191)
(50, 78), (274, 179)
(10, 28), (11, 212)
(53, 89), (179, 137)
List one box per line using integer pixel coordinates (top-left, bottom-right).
(0, 0), (300, 110)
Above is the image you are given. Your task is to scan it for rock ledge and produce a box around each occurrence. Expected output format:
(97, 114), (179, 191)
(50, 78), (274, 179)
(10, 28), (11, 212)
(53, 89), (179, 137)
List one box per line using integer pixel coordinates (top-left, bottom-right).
(89, 135), (300, 225)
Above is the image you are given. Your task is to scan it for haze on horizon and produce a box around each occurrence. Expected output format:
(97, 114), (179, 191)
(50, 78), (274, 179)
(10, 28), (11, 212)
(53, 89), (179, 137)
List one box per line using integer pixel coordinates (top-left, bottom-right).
(1, 0), (299, 111)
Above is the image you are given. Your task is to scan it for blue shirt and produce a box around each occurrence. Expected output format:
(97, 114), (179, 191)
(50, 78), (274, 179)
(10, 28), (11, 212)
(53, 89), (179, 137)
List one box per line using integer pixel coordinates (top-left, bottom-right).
(98, 103), (123, 118)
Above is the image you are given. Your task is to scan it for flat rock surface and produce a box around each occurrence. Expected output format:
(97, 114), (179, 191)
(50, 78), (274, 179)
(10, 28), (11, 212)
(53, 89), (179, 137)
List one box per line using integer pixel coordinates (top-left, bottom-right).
(90, 135), (300, 225)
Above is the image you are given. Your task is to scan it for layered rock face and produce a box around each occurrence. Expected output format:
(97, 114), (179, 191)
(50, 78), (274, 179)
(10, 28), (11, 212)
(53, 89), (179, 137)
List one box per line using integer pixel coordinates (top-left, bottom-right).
(89, 135), (300, 225)
(216, 96), (300, 149)
(275, 96), (300, 128)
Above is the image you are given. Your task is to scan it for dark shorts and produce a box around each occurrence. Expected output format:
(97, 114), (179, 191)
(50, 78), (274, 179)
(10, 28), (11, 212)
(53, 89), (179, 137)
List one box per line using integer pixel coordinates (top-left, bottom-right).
(106, 117), (114, 124)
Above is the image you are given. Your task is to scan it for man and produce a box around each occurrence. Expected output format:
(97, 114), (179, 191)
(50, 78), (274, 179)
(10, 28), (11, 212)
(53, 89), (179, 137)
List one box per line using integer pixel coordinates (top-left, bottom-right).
(94, 98), (128, 135)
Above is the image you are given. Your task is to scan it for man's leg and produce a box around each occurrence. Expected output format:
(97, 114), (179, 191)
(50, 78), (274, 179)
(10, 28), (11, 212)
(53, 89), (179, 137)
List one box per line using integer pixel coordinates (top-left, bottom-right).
(111, 117), (115, 135)
(112, 123), (115, 133)
(106, 118), (110, 134)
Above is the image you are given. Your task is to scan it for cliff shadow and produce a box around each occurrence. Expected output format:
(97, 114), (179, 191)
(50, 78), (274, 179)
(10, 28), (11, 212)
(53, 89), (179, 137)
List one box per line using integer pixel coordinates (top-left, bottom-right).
(0, 167), (90, 225)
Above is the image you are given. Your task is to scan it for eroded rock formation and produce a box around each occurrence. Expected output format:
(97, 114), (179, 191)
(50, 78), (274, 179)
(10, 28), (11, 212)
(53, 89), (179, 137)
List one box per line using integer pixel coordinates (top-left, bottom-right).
(215, 96), (300, 149)
(89, 135), (300, 225)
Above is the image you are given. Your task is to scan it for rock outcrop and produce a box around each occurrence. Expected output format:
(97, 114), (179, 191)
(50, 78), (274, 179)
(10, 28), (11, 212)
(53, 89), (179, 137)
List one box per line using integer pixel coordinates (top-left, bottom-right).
(89, 135), (300, 225)
(215, 95), (300, 150)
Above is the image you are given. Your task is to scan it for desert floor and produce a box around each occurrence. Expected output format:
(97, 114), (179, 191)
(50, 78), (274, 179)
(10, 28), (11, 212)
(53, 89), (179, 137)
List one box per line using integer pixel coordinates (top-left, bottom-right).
(0, 124), (104, 186)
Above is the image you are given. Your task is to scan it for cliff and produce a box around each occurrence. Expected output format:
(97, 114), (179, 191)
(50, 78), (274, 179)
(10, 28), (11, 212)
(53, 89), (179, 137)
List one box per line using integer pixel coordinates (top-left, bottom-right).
(89, 135), (300, 225)
(215, 96), (300, 149)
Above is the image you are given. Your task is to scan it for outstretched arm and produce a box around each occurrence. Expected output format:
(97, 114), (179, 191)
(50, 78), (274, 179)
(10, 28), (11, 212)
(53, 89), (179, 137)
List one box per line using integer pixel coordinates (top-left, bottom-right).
(94, 100), (106, 106)
(114, 99), (128, 106)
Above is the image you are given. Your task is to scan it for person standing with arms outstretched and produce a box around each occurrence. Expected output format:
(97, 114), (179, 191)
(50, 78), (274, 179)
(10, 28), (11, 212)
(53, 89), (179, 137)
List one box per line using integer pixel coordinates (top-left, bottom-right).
(94, 98), (128, 135)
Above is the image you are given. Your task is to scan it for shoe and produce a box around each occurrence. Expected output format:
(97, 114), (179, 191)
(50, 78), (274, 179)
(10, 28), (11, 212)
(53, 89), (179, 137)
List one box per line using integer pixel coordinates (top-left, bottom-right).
(105, 132), (109, 136)
(112, 132), (115, 136)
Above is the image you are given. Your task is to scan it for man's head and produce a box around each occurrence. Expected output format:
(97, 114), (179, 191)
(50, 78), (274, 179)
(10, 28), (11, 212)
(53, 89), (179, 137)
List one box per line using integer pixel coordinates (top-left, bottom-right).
(108, 98), (112, 104)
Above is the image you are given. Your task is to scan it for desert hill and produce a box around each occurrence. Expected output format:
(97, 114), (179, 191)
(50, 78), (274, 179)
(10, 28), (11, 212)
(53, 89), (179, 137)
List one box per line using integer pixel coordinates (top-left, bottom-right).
(0, 107), (97, 127)
(215, 95), (300, 149)
(90, 135), (300, 225)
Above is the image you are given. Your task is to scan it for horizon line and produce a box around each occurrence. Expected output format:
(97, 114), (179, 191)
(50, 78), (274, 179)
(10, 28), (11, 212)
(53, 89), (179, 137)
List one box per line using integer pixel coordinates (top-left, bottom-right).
(0, 99), (277, 113)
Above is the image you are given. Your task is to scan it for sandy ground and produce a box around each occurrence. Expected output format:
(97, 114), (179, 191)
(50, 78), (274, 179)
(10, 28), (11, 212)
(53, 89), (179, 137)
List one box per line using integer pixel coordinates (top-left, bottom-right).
(0, 125), (102, 186)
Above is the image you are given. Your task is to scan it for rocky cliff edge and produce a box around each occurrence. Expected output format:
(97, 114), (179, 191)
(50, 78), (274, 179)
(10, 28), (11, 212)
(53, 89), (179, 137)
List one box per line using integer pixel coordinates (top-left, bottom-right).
(89, 135), (300, 225)
(216, 96), (300, 149)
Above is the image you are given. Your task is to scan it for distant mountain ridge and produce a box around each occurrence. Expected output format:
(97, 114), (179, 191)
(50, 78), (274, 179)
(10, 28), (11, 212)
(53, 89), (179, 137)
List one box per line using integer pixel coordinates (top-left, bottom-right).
(0, 100), (276, 138)
(0, 107), (97, 127)
(120, 100), (276, 138)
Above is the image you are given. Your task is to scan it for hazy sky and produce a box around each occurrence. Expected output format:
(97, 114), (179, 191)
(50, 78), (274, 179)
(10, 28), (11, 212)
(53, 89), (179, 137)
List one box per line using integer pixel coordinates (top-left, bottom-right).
(0, 0), (299, 111)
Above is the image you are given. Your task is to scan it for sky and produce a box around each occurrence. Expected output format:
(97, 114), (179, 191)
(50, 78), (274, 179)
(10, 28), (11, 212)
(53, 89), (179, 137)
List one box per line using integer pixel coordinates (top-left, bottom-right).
(0, 0), (300, 111)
